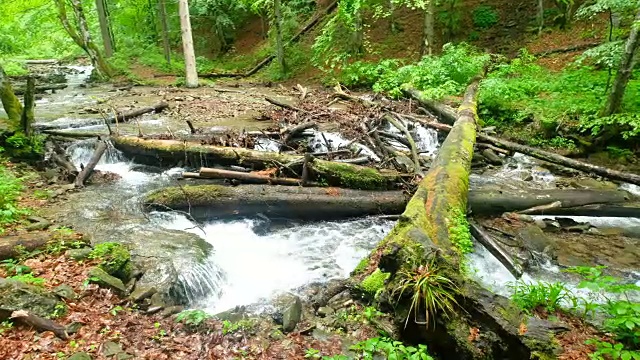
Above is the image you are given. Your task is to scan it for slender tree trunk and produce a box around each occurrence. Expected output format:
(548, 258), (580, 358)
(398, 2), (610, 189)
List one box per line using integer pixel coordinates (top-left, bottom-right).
(95, 0), (114, 57)
(352, 9), (365, 54)
(158, 0), (171, 65)
(421, 0), (435, 56)
(602, 9), (640, 116)
(389, 0), (397, 33)
(0, 64), (23, 127)
(537, 0), (544, 35)
(178, 0), (198, 88)
(53, 0), (113, 78)
(274, 0), (287, 74)
(20, 77), (35, 136)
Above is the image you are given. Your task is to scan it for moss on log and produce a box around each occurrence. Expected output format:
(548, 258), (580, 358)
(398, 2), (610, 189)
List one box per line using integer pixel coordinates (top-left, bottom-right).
(0, 64), (23, 127)
(144, 184), (409, 221)
(112, 137), (403, 190)
(354, 80), (561, 359)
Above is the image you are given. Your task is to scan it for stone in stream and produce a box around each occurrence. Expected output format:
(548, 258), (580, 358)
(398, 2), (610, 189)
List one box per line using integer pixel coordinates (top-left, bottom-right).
(128, 285), (156, 303)
(276, 294), (303, 333)
(88, 267), (127, 295)
(0, 278), (65, 319)
(517, 225), (557, 256)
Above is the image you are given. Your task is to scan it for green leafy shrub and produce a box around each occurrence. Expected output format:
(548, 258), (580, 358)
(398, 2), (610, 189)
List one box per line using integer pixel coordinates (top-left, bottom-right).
(392, 259), (460, 328)
(175, 309), (212, 329)
(472, 5), (499, 29)
(509, 281), (573, 314)
(2, 61), (28, 76)
(89, 242), (132, 280)
(450, 208), (473, 255)
(9, 273), (46, 286)
(0, 165), (26, 229)
(324, 337), (434, 360)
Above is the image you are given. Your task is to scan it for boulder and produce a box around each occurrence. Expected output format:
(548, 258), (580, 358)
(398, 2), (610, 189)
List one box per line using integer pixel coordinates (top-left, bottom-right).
(0, 278), (64, 319)
(128, 285), (156, 303)
(53, 284), (78, 300)
(276, 294), (302, 333)
(88, 267), (126, 295)
(518, 225), (556, 255)
(66, 247), (93, 261)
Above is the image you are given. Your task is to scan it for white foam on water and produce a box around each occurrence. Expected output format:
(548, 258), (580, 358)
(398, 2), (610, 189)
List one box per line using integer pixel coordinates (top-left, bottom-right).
(310, 131), (380, 161)
(493, 152), (556, 188)
(530, 215), (640, 229)
(254, 138), (281, 152)
(621, 183), (640, 196)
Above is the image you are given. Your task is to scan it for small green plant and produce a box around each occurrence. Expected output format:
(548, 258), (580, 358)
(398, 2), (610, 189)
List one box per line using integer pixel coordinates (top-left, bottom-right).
(305, 348), (322, 359)
(0, 165), (27, 229)
(449, 208), (473, 255)
(391, 259), (460, 328)
(50, 303), (67, 318)
(360, 269), (390, 298)
(9, 273), (46, 286)
(175, 309), (212, 329)
(0, 320), (13, 334)
(509, 281), (573, 314)
(221, 319), (255, 335)
(1, 258), (31, 276)
(152, 322), (167, 341)
(324, 337), (434, 360)
(472, 5), (499, 29)
(363, 306), (383, 322)
(32, 189), (53, 200)
(89, 242), (132, 280)
(110, 305), (124, 316)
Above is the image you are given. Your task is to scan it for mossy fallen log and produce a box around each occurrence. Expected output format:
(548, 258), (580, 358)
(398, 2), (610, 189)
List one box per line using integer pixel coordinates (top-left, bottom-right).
(145, 183), (635, 221)
(0, 64), (23, 127)
(144, 184), (409, 221)
(352, 80), (561, 359)
(0, 233), (90, 261)
(112, 137), (404, 190)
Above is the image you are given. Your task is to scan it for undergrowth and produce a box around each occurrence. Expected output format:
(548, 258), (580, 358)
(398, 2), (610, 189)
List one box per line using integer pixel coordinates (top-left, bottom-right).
(321, 337), (434, 360)
(0, 163), (27, 231)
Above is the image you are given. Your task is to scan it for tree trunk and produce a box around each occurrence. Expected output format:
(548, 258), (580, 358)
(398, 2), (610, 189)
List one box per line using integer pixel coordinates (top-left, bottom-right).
(0, 233), (89, 261)
(95, 0), (114, 57)
(53, 0), (113, 78)
(389, 0), (397, 33)
(158, 0), (171, 65)
(537, 0), (544, 35)
(601, 9), (640, 116)
(351, 80), (560, 359)
(352, 9), (365, 55)
(74, 140), (107, 187)
(195, 167), (312, 186)
(421, 0), (435, 56)
(20, 77), (35, 136)
(274, 0), (287, 75)
(178, 0), (198, 88)
(0, 64), (23, 128)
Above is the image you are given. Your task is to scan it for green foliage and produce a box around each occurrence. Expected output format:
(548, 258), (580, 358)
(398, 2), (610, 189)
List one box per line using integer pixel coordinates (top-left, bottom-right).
(391, 259), (460, 329)
(0, 164), (27, 230)
(360, 269), (390, 297)
(2, 61), (29, 76)
(0, 321), (13, 335)
(509, 281), (573, 314)
(606, 146), (634, 160)
(338, 43), (488, 99)
(472, 5), (499, 29)
(449, 208), (473, 255)
(175, 309), (212, 329)
(324, 337), (434, 360)
(9, 273), (46, 286)
(528, 136), (577, 150)
(305, 348), (322, 359)
(89, 242), (132, 280)
(3, 133), (45, 159)
(1, 258), (31, 276)
(221, 319), (255, 335)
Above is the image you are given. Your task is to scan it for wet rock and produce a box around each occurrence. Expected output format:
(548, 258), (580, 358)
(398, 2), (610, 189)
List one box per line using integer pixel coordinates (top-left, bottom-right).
(146, 292), (166, 314)
(280, 294), (302, 333)
(102, 341), (132, 359)
(66, 322), (84, 335)
(518, 225), (556, 255)
(160, 305), (184, 318)
(317, 306), (334, 317)
(128, 286), (156, 303)
(53, 284), (78, 300)
(0, 278), (64, 319)
(482, 149), (504, 165)
(66, 247), (93, 261)
(88, 267), (126, 295)
(214, 306), (249, 322)
(67, 353), (92, 360)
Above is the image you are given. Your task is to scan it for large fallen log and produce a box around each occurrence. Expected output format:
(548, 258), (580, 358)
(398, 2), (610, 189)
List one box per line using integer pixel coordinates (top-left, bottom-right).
(146, 183), (635, 220)
(0, 233), (89, 261)
(144, 184), (409, 221)
(112, 137), (404, 190)
(74, 140), (107, 187)
(106, 102), (169, 124)
(14, 83), (67, 95)
(197, 167), (312, 186)
(351, 80), (561, 359)
(402, 107), (640, 186)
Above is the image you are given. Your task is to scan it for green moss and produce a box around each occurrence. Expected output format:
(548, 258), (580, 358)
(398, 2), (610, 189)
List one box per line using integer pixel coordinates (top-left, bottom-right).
(89, 242), (132, 281)
(449, 207), (473, 255)
(145, 185), (229, 208)
(352, 258), (370, 276)
(360, 269), (390, 297)
(313, 161), (390, 190)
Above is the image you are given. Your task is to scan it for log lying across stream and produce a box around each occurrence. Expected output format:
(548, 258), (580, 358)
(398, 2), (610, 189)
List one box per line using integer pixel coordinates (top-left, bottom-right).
(113, 137), (404, 190)
(351, 80), (563, 359)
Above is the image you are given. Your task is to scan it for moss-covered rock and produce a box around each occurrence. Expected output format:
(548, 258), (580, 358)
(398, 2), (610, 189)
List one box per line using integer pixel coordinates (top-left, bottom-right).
(89, 242), (132, 281)
(360, 269), (390, 298)
(312, 160), (391, 190)
(0, 278), (65, 319)
(88, 267), (127, 295)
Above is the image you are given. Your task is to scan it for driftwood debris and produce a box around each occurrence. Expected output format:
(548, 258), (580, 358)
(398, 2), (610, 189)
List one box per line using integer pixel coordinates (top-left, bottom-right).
(74, 140), (107, 187)
(11, 310), (68, 340)
(265, 96), (306, 113)
(0, 233), (89, 261)
(14, 83), (68, 95)
(195, 167), (312, 186)
(106, 102), (169, 124)
(405, 110), (640, 186)
(469, 220), (523, 278)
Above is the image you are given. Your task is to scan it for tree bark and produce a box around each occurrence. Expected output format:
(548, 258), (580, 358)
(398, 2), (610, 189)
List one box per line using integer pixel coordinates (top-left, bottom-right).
(95, 0), (114, 57)
(178, 0), (198, 88)
(274, 0), (287, 75)
(601, 9), (640, 116)
(0, 233), (89, 261)
(196, 167), (311, 186)
(421, 0), (436, 56)
(53, 0), (113, 78)
(469, 220), (523, 279)
(74, 140), (107, 187)
(351, 80), (560, 359)
(20, 77), (35, 136)
(537, 0), (544, 35)
(0, 64), (23, 128)
(13, 83), (68, 95)
(158, 0), (172, 65)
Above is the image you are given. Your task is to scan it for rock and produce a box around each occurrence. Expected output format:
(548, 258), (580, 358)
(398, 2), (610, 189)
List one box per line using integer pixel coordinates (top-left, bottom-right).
(66, 322), (83, 335)
(518, 225), (556, 255)
(160, 305), (184, 318)
(102, 341), (132, 359)
(482, 149), (504, 165)
(53, 284), (78, 300)
(281, 294), (302, 333)
(67, 353), (92, 360)
(214, 306), (249, 322)
(146, 292), (166, 314)
(88, 267), (126, 295)
(128, 286), (156, 303)
(66, 248), (93, 261)
(0, 278), (64, 319)
(91, 243), (132, 281)
(317, 306), (334, 317)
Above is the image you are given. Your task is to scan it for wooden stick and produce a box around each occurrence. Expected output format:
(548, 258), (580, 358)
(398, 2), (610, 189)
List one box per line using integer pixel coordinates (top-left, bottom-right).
(199, 167), (311, 186)
(265, 96), (306, 113)
(384, 114), (424, 176)
(469, 220), (523, 279)
(74, 140), (107, 187)
(11, 310), (68, 340)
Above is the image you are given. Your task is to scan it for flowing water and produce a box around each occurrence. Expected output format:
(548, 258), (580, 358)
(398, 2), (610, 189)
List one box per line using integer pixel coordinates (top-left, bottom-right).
(27, 65), (640, 315)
